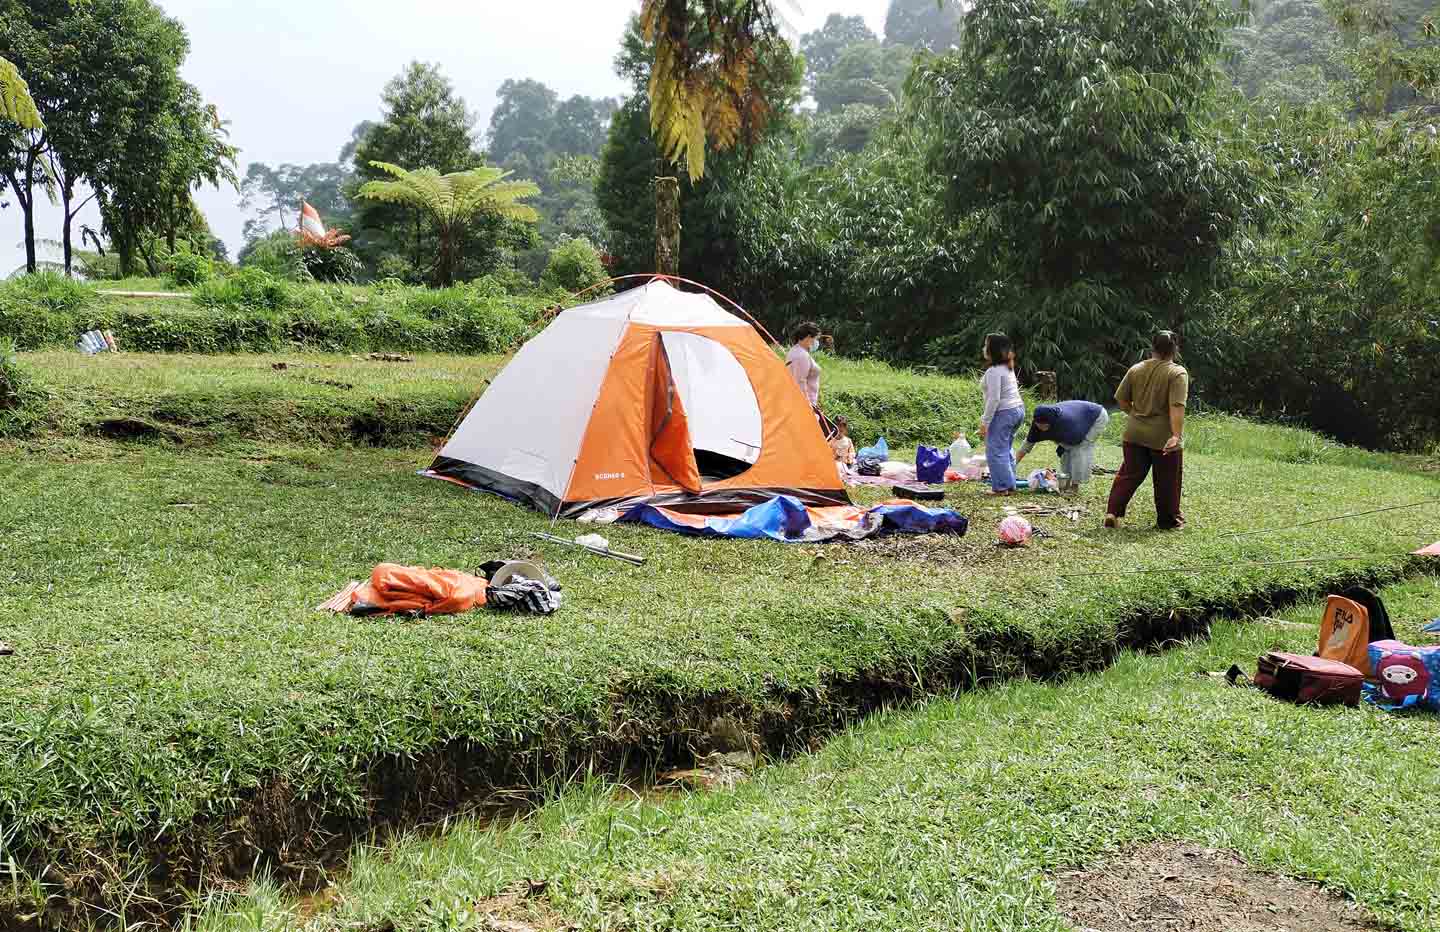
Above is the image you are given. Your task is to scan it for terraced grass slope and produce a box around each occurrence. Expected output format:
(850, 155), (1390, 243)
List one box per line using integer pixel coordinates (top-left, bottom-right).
(191, 577), (1440, 932)
(3, 348), (1438, 926)
(3, 429), (1437, 924)
(4, 351), (989, 448)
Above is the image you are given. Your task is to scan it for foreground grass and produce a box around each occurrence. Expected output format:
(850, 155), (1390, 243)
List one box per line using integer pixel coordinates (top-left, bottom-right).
(6, 351), (989, 448)
(2, 427), (1437, 922)
(191, 576), (1440, 932)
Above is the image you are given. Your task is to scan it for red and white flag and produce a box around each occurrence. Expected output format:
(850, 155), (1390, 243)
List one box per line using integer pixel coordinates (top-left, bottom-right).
(299, 200), (327, 242)
(296, 200), (351, 247)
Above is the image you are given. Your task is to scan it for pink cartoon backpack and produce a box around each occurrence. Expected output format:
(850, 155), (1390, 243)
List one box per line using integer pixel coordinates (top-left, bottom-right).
(1367, 641), (1440, 711)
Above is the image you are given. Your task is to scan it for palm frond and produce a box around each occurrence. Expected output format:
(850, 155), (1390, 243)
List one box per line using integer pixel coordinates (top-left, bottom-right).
(358, 161), (539, 226)
(640, 0), (787, 182)
(0, 56), (43, 131)
(358, 162), (449, 216)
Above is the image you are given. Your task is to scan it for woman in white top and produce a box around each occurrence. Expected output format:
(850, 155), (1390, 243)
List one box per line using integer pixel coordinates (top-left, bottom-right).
(978, 332), (1026, 495)
(785, 321), (822, 407)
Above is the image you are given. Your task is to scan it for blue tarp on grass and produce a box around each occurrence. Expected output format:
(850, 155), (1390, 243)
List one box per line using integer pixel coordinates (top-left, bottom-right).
(618, 494), (968, 543)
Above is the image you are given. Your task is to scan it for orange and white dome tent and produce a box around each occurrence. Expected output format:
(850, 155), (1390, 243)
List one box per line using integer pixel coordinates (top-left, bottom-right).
(424, 279), (850, 517)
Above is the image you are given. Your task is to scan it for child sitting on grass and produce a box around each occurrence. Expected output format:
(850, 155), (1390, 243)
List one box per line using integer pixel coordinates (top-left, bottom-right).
(1015, 400), (1110, 492)
(829, 415), (856, 466)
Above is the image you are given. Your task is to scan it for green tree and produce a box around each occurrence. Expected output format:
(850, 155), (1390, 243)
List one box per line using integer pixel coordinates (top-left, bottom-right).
(910, 0), (1261, 396)
(639, 0), (793, 181)
(549, 94), (615, 159)
(1197, 110), (1440, 448)
(814, 41), (912, 113)
(354, 62), (478, 174)
(800, 14), (878, 96)
(357, 162), (539, 287)
(0, 56), (41, 128)
(1226, 0), (1343, 102)
(240, 160), (354, 242)
(806, 103), (888, 165)
(487, 78), (558, 170)
(541, 236), (609, 293)
(1326, 0), (1440, 112)
(94, 89), (237, 276)
(597, 17), (801, 278)
(350, 62), (484, 271)
(717, 121), (984, 361)
(1, 0), (235, 276)
(884, 0), (964, 52)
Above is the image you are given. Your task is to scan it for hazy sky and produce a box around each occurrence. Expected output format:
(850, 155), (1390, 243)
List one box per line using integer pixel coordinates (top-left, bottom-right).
(6, 0), (891, 275)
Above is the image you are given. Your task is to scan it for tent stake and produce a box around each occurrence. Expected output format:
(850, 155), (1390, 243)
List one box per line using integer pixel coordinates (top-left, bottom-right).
(530, 532), (646, 566)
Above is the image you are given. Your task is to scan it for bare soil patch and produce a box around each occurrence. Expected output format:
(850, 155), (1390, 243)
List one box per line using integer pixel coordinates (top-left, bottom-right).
(1054, 842), (1384, 932)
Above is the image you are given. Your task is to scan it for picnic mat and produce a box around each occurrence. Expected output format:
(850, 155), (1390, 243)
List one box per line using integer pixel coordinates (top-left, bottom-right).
(619, 494), (968, 543)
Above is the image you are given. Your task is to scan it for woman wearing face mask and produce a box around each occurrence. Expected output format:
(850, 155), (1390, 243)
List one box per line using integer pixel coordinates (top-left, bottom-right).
(786, 321), (823, 408)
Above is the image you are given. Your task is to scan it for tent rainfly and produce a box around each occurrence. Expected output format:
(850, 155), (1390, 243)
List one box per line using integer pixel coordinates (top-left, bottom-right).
(424, 279), (851, 517)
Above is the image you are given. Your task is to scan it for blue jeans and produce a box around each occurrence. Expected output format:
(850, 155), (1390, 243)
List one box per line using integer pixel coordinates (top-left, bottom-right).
(986, 405), (1025, 492)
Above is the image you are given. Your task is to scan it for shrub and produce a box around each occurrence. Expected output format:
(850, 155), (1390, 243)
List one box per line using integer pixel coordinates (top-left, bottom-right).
(2, 275), (546, 356)
(1191, 118), (1440, 450)
(239, 230), (310, 282)
(375, 253), (426, 286)
(402, 283), (527, 353)
(302, 245), (364, 284)
(540, 237), (610, 295)
(475, 266), (536, 297)
(0, 336), (44, 436)
(77, 251), (123, 281)
(0, 271), (94, 312)
(164, 249), (215, 288)
(0, 337), (30, 410)
(193, 268), (297, 312)
(0, 273), (100, 349)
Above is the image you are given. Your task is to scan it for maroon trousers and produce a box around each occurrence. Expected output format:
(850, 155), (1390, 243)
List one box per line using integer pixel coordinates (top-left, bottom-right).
(1106, 442), (1184, 529)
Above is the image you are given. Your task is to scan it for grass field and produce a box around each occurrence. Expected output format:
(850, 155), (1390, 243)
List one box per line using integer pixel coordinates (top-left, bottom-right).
(3, 350), (1439, 927)
(3, 435), (1437, 924)
(189, 576), (1440, 932)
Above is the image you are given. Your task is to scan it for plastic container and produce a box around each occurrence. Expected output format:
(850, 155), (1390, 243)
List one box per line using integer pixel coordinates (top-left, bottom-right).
(949, 433), (972, 463)
(957, 454), (985, 480)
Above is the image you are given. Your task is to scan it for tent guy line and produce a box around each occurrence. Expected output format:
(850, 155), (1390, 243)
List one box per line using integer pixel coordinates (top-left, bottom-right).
(1223, 499), (1440, 541)
(1057, 550), (1433, 579)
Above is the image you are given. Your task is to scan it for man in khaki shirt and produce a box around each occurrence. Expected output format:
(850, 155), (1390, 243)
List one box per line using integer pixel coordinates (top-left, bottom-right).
(1105, 331), (1188, 530)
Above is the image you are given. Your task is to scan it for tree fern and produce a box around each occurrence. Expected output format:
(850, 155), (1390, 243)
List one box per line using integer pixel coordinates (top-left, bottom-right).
(358, 162), (539, 286)
(0, 56), (43, 130)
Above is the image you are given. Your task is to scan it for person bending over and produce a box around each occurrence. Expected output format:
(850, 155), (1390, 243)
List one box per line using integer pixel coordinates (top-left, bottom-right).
(1016, 400), (1110, 492)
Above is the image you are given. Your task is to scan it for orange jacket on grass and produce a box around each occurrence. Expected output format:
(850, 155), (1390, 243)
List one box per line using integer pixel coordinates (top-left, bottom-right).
(351, 563), (487, 616)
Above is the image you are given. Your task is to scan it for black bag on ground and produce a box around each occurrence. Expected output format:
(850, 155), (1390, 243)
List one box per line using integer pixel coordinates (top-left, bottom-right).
(892, 483), (944, 502)
(856, 457), (882, 476)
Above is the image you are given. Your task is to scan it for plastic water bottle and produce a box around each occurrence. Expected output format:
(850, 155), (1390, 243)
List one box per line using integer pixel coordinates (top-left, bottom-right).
(949, 433), (972, 464)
